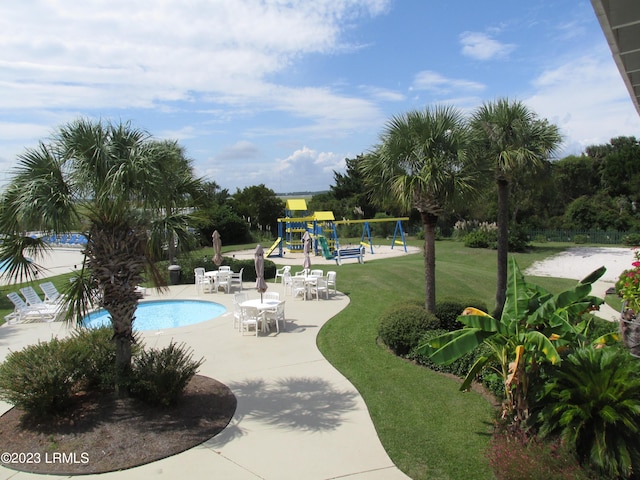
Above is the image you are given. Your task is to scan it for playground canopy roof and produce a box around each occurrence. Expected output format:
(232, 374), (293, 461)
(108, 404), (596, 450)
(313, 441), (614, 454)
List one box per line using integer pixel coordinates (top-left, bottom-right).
(285, 199), (307, 211)
(314, 211), (335, 221)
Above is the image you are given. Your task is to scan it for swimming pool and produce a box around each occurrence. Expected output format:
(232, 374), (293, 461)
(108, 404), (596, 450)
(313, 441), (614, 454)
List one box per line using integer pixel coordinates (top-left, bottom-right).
(82, 300), (227, 331)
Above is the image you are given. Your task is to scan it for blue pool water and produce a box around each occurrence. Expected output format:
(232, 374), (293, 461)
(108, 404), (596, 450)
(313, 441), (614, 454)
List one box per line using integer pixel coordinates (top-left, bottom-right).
(83, 300), (226, 331)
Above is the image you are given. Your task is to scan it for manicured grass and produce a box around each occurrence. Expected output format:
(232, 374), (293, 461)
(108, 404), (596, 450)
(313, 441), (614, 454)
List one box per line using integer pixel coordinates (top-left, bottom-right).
(317, 239), (580, 480)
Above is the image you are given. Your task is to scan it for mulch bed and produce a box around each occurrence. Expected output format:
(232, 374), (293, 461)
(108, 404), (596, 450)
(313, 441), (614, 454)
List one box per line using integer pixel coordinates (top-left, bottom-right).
(0, 375), (236, 475)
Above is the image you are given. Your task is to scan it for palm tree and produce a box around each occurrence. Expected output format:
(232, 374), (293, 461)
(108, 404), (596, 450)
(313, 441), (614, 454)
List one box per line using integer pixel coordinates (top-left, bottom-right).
(470, 99), (561, 316)
(0, 119), (203, 395)
(361, 105), (478, 312)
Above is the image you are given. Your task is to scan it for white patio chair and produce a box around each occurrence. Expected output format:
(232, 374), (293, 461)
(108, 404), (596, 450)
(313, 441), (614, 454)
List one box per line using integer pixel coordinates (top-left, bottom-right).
(240, 305), (261, 336)
(233, 293), (248, 330)
(264, 300), (286, 332)
(264, 291), (280, 301)
(326, 271), (337, 295)
(230, 268), (244, 292)
(291, 276), (308, 300)
(234, 292), (249, 304)
(216, 271), (231, 293)
(274, 266), (290, 283)
(283, 271), (293, 296)
(310, 269), (324, 277)
(309, 276), (329, 301)
(218, 266), (231, 272)
(194, 267), (212, 294)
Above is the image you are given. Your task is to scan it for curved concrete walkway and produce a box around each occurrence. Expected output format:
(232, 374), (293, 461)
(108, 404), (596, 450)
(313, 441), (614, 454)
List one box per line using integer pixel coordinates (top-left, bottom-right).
(0, 280), (410, 480)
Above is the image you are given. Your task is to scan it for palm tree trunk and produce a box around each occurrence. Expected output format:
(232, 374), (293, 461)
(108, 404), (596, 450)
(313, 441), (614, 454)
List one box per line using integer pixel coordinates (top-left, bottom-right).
(422, 211), (438, 313)
(495, 179), (509, 316)
(86, 222), (147, 397)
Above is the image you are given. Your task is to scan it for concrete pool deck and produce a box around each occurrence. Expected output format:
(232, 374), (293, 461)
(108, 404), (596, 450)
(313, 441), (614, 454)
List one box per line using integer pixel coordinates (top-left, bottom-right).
(0, 279), (411, 480)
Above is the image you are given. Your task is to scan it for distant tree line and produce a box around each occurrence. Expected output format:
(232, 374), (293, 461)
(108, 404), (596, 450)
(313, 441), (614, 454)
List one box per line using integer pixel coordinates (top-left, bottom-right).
(309, 135), (640, 235)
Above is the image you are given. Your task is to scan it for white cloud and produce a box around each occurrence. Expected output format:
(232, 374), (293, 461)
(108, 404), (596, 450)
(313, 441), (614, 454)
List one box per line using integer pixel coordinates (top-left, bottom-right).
(411, 71), (485, 94)
(274, 146), (345, 191)
(0, 0), (390, 113)
(459, 31), (516, 60)
(524, 49), (640, 156)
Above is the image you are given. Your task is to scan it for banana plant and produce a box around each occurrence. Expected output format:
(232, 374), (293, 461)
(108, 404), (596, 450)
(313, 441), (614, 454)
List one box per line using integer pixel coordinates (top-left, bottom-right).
(415, 257), (616, 425)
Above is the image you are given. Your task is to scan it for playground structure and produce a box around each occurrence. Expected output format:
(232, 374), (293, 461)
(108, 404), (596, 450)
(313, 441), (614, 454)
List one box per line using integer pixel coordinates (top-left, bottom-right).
(266, 199), (409, 263)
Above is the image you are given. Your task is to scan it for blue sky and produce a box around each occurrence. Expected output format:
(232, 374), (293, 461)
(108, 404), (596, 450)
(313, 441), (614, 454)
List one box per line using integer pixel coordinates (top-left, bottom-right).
(1, 0), (639, 193)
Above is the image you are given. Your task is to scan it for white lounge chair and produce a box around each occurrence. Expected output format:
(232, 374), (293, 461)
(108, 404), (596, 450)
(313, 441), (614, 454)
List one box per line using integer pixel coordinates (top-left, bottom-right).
(20, 286), (47, 307)
(39, 281), (64, 304)
(6, 292), (59, 323)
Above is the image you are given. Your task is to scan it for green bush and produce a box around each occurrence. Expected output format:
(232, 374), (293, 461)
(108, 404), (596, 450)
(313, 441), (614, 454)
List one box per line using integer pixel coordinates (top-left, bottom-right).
(534, 347), (640, 479)
(66, 326), (142, 391)
(464, 229), (496, 248)
(622, 233), (640, 246)
(378, 304), (440, 356)
(532, 234), (548, 243)
(0, 338), (77, 416)
(573, 234), (588, 244)
(507, 225), (530, 252)
(435, 298), (489, 331)
(178, 256), (276, 285)
(131, 341), (204, 407)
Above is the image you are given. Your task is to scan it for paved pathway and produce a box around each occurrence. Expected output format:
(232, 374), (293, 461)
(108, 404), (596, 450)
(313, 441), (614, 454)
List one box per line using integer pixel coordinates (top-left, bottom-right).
(0, 281), (410, 480)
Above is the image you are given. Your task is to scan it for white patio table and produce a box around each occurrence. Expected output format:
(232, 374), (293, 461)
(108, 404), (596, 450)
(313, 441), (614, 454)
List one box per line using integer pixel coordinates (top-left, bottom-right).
(240, 298), (280, 332)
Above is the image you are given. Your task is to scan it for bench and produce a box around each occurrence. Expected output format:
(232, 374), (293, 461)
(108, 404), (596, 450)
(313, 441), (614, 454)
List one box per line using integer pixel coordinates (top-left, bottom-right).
(334, 246), (365, 266)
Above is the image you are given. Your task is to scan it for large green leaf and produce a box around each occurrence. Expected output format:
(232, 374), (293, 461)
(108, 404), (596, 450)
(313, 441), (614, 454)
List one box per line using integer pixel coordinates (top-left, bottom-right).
(502, 257), (530, 325)
(579, 266), (606, 285)
(457, 314), (501, 332)
(555, 283), (592, 309)
(460, 355), (490, 391)
(524, 330), (561, 364)
(415, 329), (469, 354)
(427, 328), (495, 366)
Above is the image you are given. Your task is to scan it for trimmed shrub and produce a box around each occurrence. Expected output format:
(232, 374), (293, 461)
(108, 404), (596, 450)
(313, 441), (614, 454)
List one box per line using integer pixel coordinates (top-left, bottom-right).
(378, 305), (440, 356)
(178, 256), (276, 284)
(623, 233), (640, 246)
(508, 226), (530, 252)
(573, 234), (588, 244)
(65, 326), (143, 391)
(131, 341), (204, 407)
(464, 229), (496, 248)
(435, 298), (489, 331)
(0, 338), (76, 416)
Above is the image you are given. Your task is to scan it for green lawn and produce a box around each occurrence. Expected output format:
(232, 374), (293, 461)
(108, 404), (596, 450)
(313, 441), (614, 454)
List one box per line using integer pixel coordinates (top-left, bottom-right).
(317, 239), (579, 480)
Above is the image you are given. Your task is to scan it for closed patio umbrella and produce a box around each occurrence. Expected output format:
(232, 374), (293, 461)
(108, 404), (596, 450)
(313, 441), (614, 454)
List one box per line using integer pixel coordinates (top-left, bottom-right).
(302, 231), (312, 271)
(255, 244), (268, 301)
(212, 230), (223, 266)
